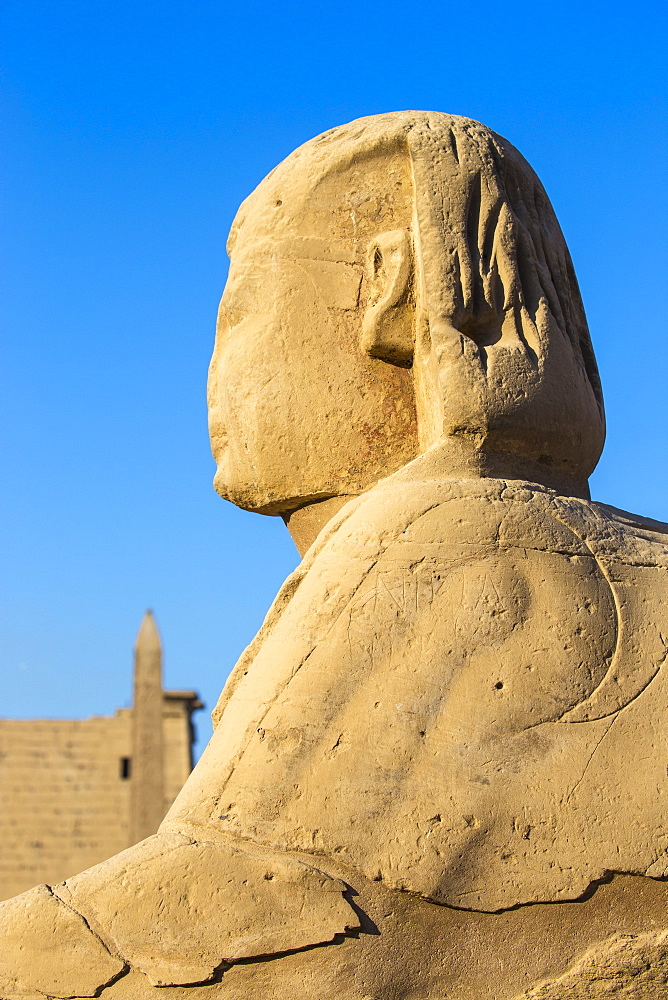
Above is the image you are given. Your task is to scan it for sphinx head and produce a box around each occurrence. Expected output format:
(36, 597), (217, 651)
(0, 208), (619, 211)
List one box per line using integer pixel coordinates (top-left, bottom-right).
(208, 112), (605, 516)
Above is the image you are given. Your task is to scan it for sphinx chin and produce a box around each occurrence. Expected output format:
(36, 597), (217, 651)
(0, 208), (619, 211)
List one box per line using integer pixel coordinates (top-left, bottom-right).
(212, 468), (297, 517)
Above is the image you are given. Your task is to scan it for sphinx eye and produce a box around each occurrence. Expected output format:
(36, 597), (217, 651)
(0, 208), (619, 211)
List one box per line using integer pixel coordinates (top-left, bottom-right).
(223, 308), (246, 328)
(297, 260), (362, 311)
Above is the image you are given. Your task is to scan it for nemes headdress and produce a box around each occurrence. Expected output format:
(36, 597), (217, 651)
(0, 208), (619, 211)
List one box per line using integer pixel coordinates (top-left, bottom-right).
(233, 111), (605, 485)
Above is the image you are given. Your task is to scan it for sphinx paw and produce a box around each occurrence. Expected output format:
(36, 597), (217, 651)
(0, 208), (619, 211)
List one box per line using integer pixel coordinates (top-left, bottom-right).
(0, 883), (125, 999)
(0, 832), (359, 994)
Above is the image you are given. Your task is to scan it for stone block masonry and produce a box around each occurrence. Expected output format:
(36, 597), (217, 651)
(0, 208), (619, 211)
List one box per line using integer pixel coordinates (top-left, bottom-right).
(0, 612), (201, 899)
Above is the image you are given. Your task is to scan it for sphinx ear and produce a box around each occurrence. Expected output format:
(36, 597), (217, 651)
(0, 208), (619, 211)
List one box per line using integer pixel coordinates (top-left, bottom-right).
(360, 230), (415, 365)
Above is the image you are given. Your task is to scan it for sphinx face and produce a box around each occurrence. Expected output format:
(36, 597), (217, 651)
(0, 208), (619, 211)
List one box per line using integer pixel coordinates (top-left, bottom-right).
(207, 212), (418, 515)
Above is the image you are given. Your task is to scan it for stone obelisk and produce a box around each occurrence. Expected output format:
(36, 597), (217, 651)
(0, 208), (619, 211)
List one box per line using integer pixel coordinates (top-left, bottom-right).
(130, 610), (165, 844)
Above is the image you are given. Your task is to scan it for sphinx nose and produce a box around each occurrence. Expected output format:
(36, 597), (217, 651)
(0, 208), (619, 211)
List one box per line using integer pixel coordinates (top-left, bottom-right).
(207, 336), (226, 410)
(206, 357), (219, 410)
(208, 304), (233, 405)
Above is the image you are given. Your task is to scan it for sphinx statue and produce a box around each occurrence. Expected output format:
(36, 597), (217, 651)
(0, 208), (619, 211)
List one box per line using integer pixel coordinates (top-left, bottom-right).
(2, 112), (668, 1000)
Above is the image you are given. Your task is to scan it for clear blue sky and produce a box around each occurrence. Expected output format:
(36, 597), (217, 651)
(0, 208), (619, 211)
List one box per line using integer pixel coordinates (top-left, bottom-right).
(1, 0), (666, 758)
